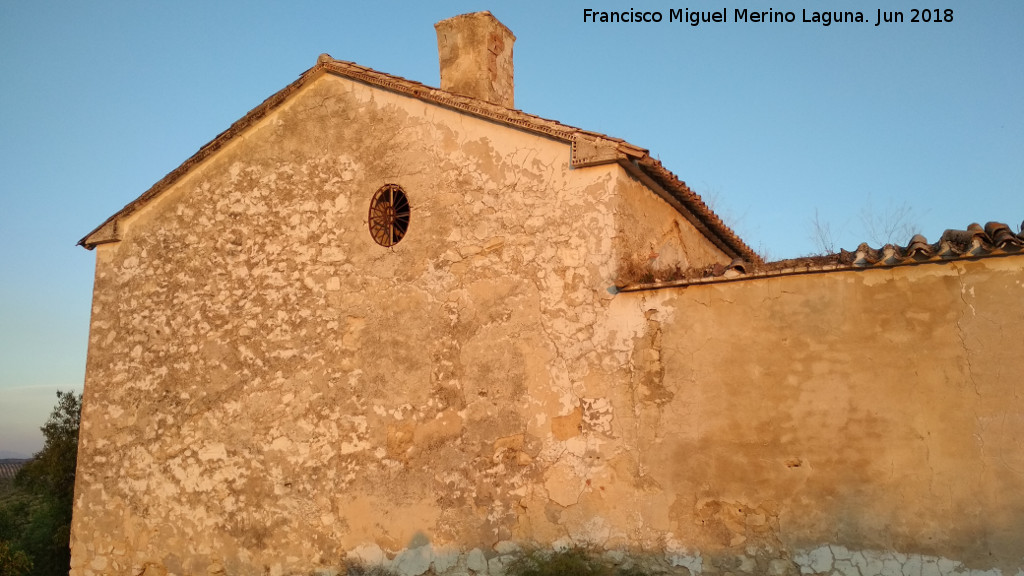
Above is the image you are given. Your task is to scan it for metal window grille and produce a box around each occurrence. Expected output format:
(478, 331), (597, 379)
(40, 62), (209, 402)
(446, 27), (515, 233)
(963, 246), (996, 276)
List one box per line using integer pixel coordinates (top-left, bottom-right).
(368, 184), (411, 247)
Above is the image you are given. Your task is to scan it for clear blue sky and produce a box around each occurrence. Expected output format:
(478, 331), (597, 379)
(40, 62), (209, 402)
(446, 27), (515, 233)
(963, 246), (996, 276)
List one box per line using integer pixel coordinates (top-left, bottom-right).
(1, 1), (1021, 456)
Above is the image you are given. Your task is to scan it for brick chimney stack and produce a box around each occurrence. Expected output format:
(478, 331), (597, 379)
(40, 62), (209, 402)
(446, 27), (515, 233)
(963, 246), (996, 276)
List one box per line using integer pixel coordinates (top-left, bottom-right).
(435, 11), (515, 108)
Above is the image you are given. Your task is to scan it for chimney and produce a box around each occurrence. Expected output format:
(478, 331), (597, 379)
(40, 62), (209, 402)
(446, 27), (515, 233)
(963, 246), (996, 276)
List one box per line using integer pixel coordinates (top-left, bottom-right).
(435, 11), (515, 108)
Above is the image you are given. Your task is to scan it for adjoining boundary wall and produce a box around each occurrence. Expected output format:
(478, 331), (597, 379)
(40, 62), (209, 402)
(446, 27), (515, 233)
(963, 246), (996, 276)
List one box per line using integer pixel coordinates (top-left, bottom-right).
(618, 256), (1024, 574)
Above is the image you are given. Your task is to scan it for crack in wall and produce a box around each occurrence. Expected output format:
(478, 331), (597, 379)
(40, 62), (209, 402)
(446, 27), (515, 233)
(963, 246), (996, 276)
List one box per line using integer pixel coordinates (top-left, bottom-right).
(953, 265), (981, 396)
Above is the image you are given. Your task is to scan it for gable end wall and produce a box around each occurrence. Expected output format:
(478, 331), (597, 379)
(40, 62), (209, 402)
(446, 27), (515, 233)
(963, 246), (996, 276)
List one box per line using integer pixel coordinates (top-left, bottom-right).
(71, 71), (733, 576)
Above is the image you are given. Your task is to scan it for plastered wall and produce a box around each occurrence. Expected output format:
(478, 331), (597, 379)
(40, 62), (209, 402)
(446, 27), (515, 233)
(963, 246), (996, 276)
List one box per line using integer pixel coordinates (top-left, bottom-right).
(71, 72), (729, 576)
(609, 257), (1024, 575)
(612, 173), (731, 281)
(72, 65), (1024, 576)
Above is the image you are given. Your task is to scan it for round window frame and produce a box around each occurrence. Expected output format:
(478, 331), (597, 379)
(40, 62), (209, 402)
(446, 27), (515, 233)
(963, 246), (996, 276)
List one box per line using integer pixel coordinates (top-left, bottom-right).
(367, 184), (411, 247)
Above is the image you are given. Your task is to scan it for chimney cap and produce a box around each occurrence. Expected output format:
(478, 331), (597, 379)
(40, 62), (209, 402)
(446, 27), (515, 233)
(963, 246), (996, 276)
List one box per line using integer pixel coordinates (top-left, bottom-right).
(434, 11), (516, 39)
(435, 11), (516, 108)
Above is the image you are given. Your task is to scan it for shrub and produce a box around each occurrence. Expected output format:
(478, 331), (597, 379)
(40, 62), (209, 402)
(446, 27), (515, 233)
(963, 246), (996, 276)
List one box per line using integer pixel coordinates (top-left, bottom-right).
(342, 560), (398, 576)
(505, 547), (654, 576)
(0, 541), (32, 576)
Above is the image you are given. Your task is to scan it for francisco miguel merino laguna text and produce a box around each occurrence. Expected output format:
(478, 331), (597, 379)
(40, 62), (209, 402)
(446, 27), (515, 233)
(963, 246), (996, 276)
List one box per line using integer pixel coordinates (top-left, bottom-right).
(582, 8), (955, 26)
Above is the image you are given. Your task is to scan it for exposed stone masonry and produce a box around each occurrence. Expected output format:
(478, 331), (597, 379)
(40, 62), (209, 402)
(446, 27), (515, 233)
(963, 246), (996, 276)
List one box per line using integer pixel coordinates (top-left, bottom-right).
(71, 14), (1024, 576)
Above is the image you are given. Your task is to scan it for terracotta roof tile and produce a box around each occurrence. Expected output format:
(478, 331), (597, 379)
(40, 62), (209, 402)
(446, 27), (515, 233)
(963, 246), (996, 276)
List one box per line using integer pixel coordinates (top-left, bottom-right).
(618, 221), (1024, 291)
(984, 221), (1022, 249)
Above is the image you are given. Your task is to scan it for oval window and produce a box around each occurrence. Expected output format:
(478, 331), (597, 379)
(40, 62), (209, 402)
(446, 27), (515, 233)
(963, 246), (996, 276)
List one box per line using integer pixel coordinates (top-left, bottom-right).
(368, 184), (410, 247)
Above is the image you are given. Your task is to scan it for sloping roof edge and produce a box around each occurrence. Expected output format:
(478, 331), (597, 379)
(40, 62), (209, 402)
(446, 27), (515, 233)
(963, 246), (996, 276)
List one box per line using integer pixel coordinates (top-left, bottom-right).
(78, 55), (758, 262)
(632, 156), (761, 263)
(78, 62), (324, 248)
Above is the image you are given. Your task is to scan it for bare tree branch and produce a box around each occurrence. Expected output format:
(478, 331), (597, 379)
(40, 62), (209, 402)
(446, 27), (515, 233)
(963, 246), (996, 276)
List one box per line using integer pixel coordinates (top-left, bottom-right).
(859, 195), (919, 246)
(809, 208), (838, 255)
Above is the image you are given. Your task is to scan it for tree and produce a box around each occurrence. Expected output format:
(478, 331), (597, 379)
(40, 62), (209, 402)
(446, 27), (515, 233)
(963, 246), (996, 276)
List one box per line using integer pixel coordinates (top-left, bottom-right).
(0, 541), (32, 576)
(2, 390), (82, 576)
(16, 391), (81, 506)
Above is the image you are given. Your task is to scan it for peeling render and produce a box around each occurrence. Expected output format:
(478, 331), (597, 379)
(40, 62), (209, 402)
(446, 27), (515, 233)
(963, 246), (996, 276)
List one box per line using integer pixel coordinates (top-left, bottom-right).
(72, 53), (1024, 576)
(71, 70), (728, 576)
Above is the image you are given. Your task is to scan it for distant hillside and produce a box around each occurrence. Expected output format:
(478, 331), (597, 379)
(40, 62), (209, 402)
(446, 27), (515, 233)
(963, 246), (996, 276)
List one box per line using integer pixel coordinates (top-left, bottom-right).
(0, 458), (31, 482)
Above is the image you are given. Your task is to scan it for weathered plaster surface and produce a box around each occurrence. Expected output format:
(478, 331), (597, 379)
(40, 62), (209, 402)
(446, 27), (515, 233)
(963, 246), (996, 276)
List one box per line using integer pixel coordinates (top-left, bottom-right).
(623, 257), (1024, 574)
(612, 172), (730, 282)
(72, 62), (1024, 576)
(72, 71), (726, 576)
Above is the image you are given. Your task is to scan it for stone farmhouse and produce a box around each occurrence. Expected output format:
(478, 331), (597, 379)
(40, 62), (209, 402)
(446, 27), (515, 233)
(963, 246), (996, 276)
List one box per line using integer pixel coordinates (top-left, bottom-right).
(73, 12), (1024, 576)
